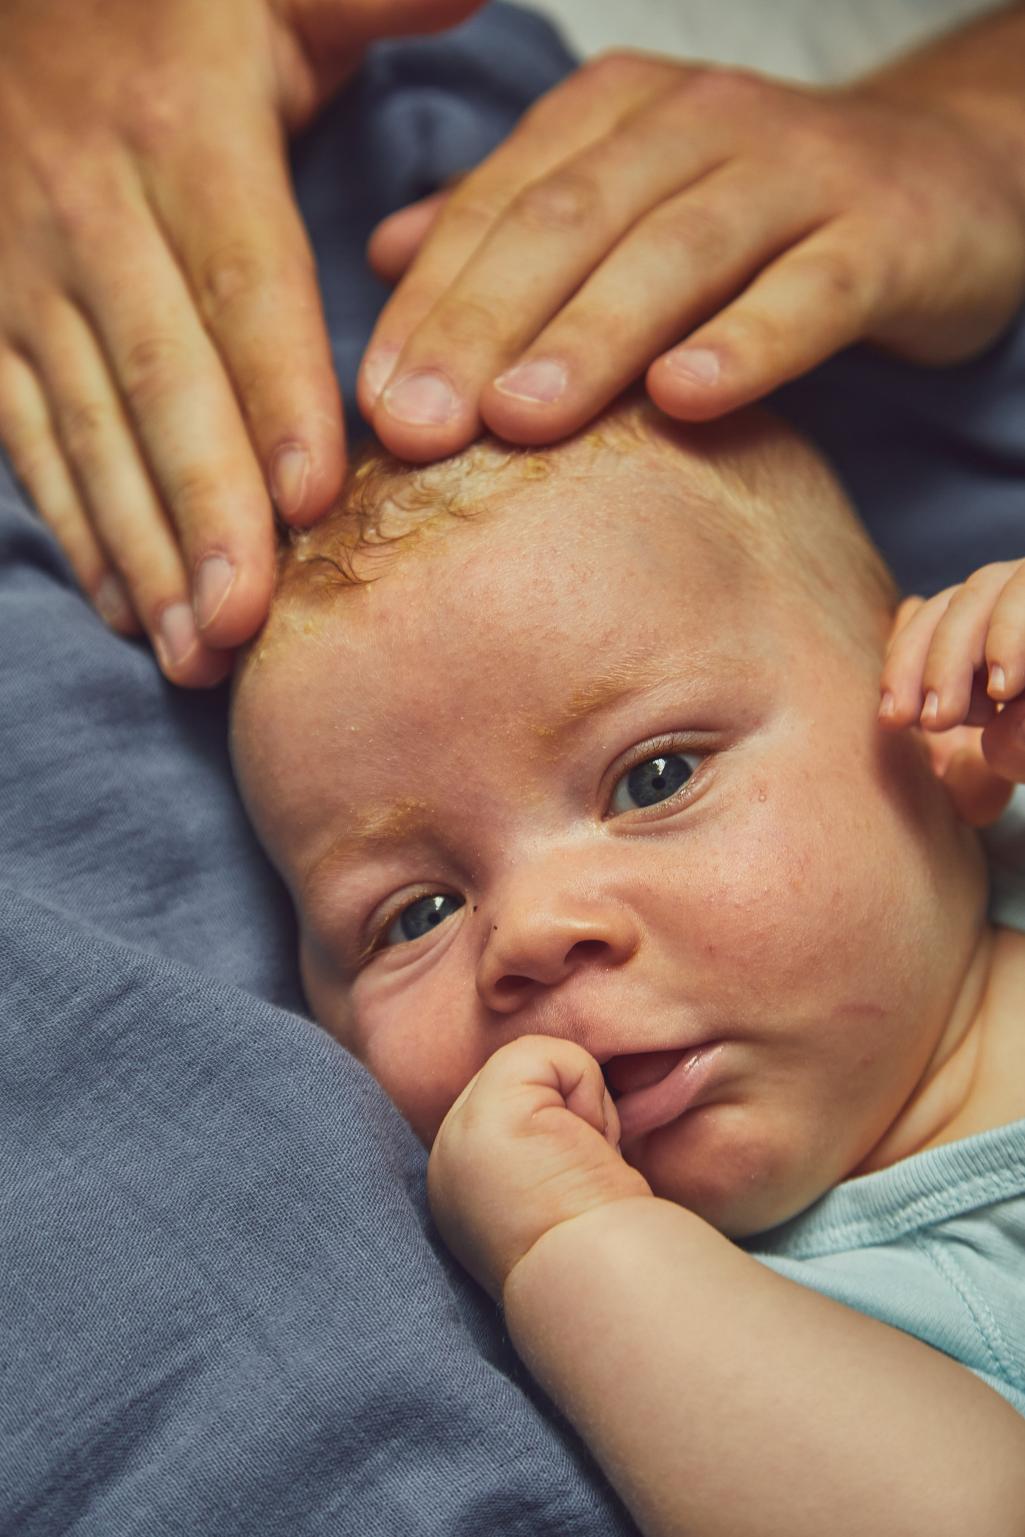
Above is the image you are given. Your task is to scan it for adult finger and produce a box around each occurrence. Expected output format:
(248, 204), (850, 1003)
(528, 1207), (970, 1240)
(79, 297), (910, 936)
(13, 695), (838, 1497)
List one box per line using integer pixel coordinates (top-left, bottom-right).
(367, 190), (453, 285)
(647, 216), (885, 422)
(28, 297), (231, 687)
(0, 346), (136, 633)
(63, 162), (279, 652)
(477, 160), (822, 444)
(150, 112), (346, 534)
(360, 52), (682, 433)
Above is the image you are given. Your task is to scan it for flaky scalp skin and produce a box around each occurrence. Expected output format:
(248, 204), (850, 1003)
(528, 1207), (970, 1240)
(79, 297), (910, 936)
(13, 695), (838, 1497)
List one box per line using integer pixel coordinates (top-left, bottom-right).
(240, 394), (898, 683)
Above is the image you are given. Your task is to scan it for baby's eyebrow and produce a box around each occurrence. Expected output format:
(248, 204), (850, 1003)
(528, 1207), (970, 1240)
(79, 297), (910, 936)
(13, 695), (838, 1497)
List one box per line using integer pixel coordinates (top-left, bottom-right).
(302, 799), (433, 904)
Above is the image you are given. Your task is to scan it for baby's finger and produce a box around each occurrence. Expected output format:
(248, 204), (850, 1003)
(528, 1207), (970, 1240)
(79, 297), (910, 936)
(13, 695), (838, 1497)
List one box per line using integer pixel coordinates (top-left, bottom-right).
(879, 587), (958, 727)
(646, 217), (883, 422)
(981, 695), (1025, 786)
(0, 346), (137, 633)
(980, 560), (1025, 702)
(917, 563), (1017, 730)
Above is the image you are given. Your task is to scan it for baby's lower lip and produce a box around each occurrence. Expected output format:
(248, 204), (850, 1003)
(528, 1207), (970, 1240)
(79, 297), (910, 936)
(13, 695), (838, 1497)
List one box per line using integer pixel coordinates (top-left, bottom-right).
(612, 1043), (725, 1143)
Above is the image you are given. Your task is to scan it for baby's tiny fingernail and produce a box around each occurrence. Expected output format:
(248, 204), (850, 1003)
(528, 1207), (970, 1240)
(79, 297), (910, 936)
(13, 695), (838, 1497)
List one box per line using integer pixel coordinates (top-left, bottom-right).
(156, 600), (198, 672)
(271, 443), (310, 521)
(194, 553), (236, 630)
(921, 689), (939, 723)
(362, 346), (399, 404)
(382, 369), (458, 426)
(492, 358), (568, 404)
(94, 572), (130, 627)
(664, 346), (721, 385)
(878, 690), (896, 719)
(989, 663), (1007, 696)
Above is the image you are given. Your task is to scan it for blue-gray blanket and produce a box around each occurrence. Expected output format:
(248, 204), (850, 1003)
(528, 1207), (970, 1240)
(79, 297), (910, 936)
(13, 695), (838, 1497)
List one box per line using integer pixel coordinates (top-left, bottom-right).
(2, 6), (1024, 1533)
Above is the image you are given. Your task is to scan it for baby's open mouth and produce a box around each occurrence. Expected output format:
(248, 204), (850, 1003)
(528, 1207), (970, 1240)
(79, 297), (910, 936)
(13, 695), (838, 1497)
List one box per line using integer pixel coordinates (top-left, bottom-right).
(602, 1048), (690, 1101)
(602, 1044), (725, 1142)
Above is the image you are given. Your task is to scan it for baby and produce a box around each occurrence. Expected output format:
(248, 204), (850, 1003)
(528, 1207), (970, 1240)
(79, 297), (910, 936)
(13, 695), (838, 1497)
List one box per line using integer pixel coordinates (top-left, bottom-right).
(230, 400), (1025, 1537)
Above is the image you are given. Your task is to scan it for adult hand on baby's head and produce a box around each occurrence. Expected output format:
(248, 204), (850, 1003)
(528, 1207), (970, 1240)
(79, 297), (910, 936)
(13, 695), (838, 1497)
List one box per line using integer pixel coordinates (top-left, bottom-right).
(362, 35), (1025, 463)
(879, 569), (1025, 826)
(427, 1036), (651, 1303)
(0, 0), (481, 687)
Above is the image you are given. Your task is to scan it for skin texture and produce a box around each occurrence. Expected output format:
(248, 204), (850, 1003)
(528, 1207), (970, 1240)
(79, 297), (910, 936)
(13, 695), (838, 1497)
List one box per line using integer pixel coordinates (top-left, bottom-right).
(230, 418), (1011, 1242)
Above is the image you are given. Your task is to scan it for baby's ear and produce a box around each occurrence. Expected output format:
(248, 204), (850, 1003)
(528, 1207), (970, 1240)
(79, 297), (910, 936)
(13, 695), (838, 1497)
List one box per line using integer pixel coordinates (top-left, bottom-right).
(919, 723), (1015, 829)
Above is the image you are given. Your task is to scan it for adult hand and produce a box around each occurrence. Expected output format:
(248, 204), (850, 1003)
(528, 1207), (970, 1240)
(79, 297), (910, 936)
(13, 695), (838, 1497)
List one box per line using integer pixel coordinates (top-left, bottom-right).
(0, 0), (480, 685)
(427, 1035), (650, 1302)
(360, 36), (1025, 464)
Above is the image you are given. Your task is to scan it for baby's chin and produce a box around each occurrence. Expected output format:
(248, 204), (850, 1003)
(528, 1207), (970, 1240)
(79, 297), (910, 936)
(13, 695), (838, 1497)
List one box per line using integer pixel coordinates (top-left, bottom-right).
(622, 1102), (840, 1240)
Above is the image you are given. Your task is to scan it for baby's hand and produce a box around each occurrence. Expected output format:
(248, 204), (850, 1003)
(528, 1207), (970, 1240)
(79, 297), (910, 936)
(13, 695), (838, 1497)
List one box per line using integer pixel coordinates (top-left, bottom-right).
(427, 1036), (652, 1302)
(879, 562), (1025, 812)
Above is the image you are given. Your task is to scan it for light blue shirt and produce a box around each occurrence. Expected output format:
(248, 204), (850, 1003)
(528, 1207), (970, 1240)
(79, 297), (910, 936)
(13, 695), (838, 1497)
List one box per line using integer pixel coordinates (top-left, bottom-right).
(743, 788), (1025, 1416)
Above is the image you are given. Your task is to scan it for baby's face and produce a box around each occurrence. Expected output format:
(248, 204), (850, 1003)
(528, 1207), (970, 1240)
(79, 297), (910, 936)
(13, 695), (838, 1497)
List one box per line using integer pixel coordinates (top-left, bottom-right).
(232, 454), (985, 1236)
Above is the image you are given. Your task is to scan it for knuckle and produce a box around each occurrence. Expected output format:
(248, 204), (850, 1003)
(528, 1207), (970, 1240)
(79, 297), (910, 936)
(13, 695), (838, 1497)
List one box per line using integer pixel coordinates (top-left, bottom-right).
(119, 74), (192, 156)
(583, 49), (653, 90)
(510, 170), (603, 235)
(429, 292), (505, 353)
(648, 201), (732, 269)
(674, 65), (770, 115)
(195, 242), (268, 324)
(436, 191), (504, 246)
(964, 562), (1008, 593)
(58, 396), (110, 465)
(797, 247), (868, 311)
(119, 331), (185, 410)
(166, 466), (223, 535)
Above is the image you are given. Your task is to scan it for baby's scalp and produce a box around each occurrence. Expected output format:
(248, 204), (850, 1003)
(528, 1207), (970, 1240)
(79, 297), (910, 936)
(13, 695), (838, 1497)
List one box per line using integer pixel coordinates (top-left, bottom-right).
(240, 398), (898, 680)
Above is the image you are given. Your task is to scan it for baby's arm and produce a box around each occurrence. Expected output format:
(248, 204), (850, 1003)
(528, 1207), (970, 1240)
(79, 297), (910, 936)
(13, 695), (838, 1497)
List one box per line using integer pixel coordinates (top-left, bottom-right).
(503, 1197), (1025, 1537)
(429, 1038), (1025, 1537)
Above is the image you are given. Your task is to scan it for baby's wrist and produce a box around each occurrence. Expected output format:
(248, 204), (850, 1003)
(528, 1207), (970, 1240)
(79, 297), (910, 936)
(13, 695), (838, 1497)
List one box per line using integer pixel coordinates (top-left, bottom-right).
(501, 1193), (673, 1313)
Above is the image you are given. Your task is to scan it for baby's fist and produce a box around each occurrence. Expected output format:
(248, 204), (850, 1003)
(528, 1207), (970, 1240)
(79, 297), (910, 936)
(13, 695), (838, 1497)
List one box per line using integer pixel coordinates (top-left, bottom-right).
(427, 1036), (651, 1302)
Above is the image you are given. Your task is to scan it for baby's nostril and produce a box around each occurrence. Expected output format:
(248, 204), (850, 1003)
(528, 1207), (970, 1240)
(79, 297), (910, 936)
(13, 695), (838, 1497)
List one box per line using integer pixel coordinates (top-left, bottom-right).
(569, 939), (608, 963)
(493, 974), (533, 998)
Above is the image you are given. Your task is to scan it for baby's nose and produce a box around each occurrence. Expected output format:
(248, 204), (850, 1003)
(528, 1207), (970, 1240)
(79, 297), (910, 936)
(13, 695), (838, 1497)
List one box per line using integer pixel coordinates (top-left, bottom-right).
(475, 897), (638, 1014)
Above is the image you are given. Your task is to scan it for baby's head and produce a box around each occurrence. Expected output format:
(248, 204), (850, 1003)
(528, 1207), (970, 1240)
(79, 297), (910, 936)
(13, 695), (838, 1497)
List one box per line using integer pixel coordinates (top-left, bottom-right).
(231, 399), (988, 1237)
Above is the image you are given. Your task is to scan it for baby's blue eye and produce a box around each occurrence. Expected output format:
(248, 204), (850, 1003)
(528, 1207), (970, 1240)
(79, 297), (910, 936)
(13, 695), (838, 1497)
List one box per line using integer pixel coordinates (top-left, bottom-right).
(610, 753), (696, 813)
(383, 893), (464, 947)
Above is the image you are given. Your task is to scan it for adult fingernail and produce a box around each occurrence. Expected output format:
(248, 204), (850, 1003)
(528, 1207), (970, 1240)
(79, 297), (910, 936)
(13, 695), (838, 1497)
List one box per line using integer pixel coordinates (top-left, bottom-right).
(156, 601), (198, 672)
(878, 690), (895, 719)
(94, 573), (130, 627)
(492, 358), (567, 404)
(664, 347), (720, 385)
(921, 690), (939, 723)
(194, 554), (236, 630)
(362, 346), (399, 404)
(271, 443), (310, 520)
(382, 369), (458, 426)
(989, 663), (1006, 696)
